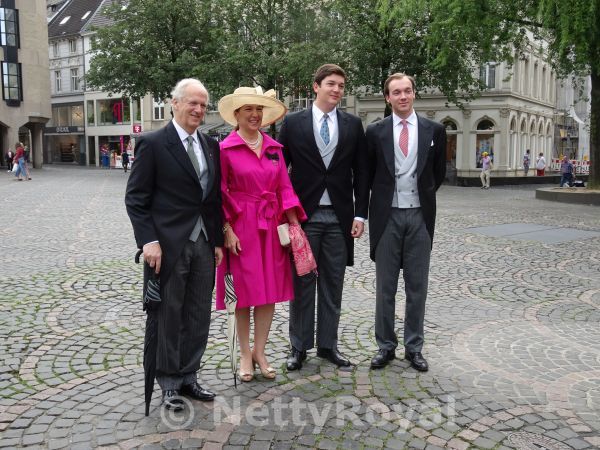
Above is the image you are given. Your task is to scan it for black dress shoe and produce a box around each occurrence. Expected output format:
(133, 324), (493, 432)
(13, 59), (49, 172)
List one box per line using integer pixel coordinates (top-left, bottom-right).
(286, 347), (307, 371)
(180, 382), (216, 401)
(316, 347), (351, 367)
(370, 349), (396, 369)
(162, 389), (184, 411)
(405, 351), (429, 372)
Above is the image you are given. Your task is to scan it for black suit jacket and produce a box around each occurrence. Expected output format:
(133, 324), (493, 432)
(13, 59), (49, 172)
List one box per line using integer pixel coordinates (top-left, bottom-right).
(125, 121), (223, 284)
(366, 114), (446, 262)
(278, 109), (370, 266)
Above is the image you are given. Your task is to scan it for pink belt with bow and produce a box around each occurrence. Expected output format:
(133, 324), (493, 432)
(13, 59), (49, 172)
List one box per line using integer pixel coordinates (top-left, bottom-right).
(230, 190), (277, 230)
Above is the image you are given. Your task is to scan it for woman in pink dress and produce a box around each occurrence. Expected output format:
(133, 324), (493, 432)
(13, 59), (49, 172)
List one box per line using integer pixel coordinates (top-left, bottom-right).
(216, 87), (306, 382)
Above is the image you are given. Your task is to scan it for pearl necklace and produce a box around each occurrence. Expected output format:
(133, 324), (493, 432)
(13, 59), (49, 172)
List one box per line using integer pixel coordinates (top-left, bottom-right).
(240, 133), (262, 150)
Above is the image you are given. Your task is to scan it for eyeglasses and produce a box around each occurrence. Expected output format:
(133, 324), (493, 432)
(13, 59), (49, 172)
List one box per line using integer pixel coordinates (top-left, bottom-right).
(186, 101), (207, 110)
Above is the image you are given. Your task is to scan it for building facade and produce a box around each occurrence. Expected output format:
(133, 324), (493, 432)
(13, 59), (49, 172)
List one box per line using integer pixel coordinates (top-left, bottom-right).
(355, 50), (557, 182)
(52, 4), (573, 182)
(80, 0), (175, 167)
(0, 0), (51, 168)
(46, 0), (103, 165)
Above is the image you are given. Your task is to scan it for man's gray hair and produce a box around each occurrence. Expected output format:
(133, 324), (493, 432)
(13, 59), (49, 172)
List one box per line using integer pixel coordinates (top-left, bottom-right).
(170, 78), (209, 103)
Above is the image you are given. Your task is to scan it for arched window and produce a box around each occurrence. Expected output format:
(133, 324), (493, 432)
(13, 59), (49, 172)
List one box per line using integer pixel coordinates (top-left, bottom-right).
(443, 120), (458, 167)
(509, 118), (517, 168)
(443, 120), (458, 131)
(475, 119), (495, 168)
(537, 122), (545, 155)
(529, 121), (536, 152)
(545, 122), (553, 157)
(477, 119), (494, 131)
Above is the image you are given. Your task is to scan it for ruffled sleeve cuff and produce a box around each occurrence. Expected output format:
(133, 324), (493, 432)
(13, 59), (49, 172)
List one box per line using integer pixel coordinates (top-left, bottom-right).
(280, 192), (307, 223)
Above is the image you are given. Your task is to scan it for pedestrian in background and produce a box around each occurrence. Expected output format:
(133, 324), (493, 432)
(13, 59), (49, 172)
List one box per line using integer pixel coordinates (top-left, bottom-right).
(536, 152), (546, 176)
(480, 151), (492, 189)
(121, 149), (130, 173)
(22, 145), (32, 180)
(5, 149), (13, 172)
(560, 155), (574, 187)
(523, 149), (530, 176)
(12, 143), (30, 181)
(100, 144), (110, 168)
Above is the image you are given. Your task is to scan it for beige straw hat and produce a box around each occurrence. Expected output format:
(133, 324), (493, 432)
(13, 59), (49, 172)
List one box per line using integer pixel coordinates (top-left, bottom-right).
(218, 86), (287, 127)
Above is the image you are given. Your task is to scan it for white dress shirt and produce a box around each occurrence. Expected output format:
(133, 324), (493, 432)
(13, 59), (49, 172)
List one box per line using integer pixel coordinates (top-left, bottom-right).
(172, 119), (205, 172)
(312, 104), (338, 143)
(392, 110), (418, 159)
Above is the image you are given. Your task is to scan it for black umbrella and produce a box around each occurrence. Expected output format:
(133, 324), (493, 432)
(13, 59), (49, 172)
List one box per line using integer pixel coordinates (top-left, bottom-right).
(135, 250), (161, 416)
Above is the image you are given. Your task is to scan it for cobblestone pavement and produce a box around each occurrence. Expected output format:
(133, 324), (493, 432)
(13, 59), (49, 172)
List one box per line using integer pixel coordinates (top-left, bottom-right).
(1, 167), (599, 450)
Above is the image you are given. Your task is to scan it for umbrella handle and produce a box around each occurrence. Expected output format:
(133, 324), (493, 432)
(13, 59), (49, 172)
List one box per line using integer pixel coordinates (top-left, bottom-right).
(226, 249), (231, 275)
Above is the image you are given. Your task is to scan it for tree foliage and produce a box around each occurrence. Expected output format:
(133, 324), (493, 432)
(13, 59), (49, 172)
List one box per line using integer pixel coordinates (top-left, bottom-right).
(409, 0), (599, 186)
(334, 0), (427, 97)
(213, 0), (344, 99)
(86, 0), (222, 100)
(87, 0), (341, 102)
(537, 0), (600, 186)
(87, 0), (599, 186)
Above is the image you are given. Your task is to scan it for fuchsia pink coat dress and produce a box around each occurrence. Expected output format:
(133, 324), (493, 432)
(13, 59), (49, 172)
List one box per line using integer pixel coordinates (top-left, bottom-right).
(215, 131), (307, 310)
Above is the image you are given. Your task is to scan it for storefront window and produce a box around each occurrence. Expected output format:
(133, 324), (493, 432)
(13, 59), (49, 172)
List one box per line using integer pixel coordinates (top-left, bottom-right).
(71, 104), (84, 126)
(99, 135), (131, 168)
(87, 100), (95, 125)
(58, 106), (69, 126)
(96, 98), (131, 125)
(50, 104), (85, 127)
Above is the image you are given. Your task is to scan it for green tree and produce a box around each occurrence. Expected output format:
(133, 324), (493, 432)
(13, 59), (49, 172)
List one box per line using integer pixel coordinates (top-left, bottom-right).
(334, 0), (513, 113)
(215, 0), (343, 99)
(86, 0), (222, 101)
(334, 0), (427, 95)
(416, 0), (599, 187)
(536, 0), (600, 187)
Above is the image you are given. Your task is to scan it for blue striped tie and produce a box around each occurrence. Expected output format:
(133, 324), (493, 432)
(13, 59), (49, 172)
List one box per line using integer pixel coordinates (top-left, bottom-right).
(320, 113), (330, 145)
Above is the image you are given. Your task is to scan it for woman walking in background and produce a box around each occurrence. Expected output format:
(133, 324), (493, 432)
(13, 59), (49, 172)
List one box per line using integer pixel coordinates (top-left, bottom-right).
(12, 143), (30, 181)
(536, 152), (546, 176)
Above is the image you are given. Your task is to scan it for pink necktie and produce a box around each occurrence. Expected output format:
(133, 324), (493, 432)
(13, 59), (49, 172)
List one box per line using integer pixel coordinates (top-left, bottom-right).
(399, 119), (408, 157)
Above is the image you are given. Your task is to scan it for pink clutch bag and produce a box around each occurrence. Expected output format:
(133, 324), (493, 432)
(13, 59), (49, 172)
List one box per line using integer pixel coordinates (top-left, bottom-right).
(288, 224), (317, 276)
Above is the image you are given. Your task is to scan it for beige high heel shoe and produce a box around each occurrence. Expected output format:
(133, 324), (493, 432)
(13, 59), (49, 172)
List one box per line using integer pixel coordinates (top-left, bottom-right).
(252, 357), (276, 379)
(238, 356), (254, 382)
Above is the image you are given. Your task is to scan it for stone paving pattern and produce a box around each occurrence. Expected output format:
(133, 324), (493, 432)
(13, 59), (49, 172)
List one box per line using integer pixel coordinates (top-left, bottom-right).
(1, 167), (599, 450)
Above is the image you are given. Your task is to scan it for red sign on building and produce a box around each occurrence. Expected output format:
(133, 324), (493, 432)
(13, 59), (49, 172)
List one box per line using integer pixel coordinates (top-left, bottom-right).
(133, 124), (142, 134)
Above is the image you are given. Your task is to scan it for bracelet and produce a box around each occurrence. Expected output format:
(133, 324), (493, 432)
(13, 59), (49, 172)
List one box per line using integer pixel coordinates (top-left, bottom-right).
(223, 223), (231, 233)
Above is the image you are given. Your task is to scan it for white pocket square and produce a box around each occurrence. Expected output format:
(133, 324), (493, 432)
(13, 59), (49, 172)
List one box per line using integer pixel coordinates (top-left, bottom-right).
(430, 140), (435, 147)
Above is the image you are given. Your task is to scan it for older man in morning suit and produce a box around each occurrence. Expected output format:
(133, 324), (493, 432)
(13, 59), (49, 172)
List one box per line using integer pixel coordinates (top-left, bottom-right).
(367, 73), (446, 371)
(126, 78), (223, 411)
(279, 64), (370, 370)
